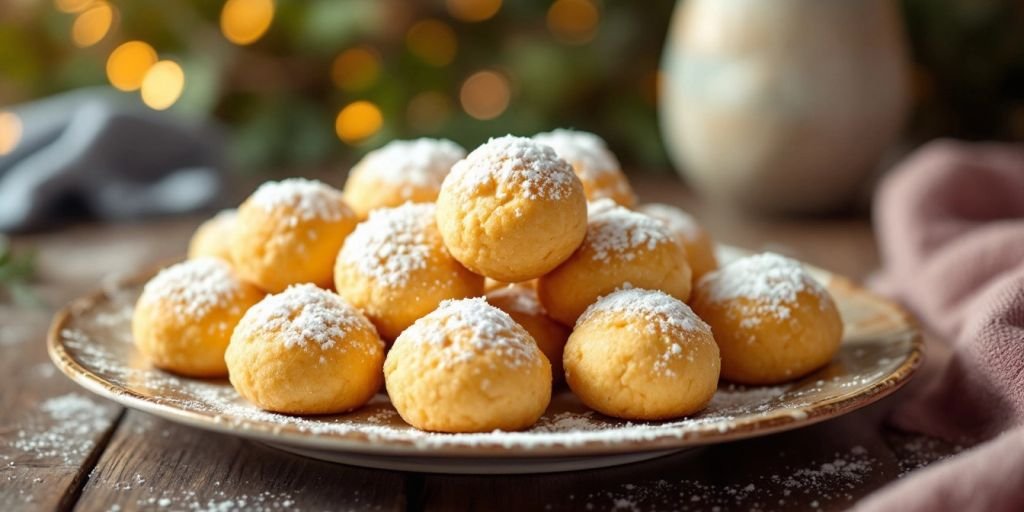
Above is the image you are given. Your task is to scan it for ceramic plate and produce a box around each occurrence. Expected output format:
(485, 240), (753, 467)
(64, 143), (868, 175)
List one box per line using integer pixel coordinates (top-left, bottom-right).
(48, 248), (923, 474)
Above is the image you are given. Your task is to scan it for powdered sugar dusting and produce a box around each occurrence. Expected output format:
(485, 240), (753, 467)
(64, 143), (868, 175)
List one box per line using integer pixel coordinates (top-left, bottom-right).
(586, 202), (673, 262)
(444, 136), (578, 201)
(248, 178), (347, 222)
(533, 129), (621, 178)
(337, 202), (436, 288)
(354, 138), (465, 195)
(10, 393), (117, 465)
(699, 252), (828, 325)
(407, 297), (543, 369)
(234, 284), (375, 351)
(637, 202), (702, 241)
(138, 259), (241, 319)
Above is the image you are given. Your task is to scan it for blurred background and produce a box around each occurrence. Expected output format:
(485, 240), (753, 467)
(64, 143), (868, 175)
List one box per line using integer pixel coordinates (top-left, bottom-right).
(1, 0), (1022, 176)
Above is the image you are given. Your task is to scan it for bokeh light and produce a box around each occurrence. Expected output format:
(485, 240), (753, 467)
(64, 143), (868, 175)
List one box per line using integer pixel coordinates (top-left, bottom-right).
(331, 46), (381, 92)
(335, 101), (383, 144)
(0, 112), (23, 156)
(140, 60), (185, 111)
(460, 70), (510, 120)
(71, 1), (114, 48)
(446, 0), (502, 23)
(407, 91), (453, 133)
(55, 0), (95, 14)
(406, 19), (457, 67)
(546, 0), (599, 45)
(220, 0), (275, 46)
(106, 41), (158, 92)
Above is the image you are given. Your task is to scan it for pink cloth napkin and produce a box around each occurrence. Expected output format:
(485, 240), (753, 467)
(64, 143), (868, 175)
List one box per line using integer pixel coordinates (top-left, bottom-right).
(856, 140), (1024, 512)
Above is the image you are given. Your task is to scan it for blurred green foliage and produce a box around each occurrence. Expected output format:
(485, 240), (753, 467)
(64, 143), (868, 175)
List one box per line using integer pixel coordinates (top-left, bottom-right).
(0, 0), (1021, 174)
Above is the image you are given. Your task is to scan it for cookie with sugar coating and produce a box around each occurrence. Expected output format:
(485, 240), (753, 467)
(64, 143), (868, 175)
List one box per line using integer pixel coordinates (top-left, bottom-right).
(225, 284), (385, 414)
(343, 138), (465, 219)
(436, 136), (588, 282)
(188, 209), (237, 264)
(485, 284), (569, 383)
(564, 288), (720, 420)
(637, 203), (718, 280)
(333, 202), (483, 341)
(691, 252), (843, 385)
(384, 298), (552, 432)
(132, 258), (263, 377)
(538, 199), (692, 326)
(533, 129), (636, 207)
(231, 178), (358, 293)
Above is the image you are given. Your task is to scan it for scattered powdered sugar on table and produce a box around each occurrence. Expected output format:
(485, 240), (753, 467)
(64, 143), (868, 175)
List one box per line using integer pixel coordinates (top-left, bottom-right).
(637, 203), (702, 242)
(699, 252), (829, 326)
(9, 393), (117, 465)
(405, 297), (543, 370)
(586, 202), (673, 262)
(533, 129), (621, 179)
(337, 202), (435, 288)
(567, 445), (876, 511)
(137, 258), (241, 319)
(444, 135), (578, 201)
(234, 284), (375, 351)
(354, 138), (464, 192)
(248, 178), (348, 222)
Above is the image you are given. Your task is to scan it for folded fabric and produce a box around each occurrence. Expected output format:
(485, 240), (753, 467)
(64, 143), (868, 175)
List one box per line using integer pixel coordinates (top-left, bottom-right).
(0, 88), (225, 232)
(857, 140), (1024, 512)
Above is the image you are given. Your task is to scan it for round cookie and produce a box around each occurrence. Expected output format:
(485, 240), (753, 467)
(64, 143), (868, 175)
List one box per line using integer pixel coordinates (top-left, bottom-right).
(384, 297), (552, 432)
(231, 178), (358, 293)
(333, 202), (484, 341)
(533, 129), (636, 207)
(690, 252), (843, 385)
(486, 284), (569, 383)
(225, 284), (385, 414)
(436, 136), (588, 282)
(132, 258), (263, 377)
(342, 138), (465, 219)
(188, 209), (237, 263)
(637, 203), (718, 280)
(538, 199), (692, 326)
(564, 288), (720, 420)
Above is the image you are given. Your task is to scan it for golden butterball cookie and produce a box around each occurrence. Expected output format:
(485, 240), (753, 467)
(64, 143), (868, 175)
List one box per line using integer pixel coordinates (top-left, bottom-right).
(436, 136), (588, 282)
(226, 284), (385, 414)
(533, 129), (636, 207)
(486, 284), (569, 383)
(384, 298), (552, 432)
(231, 178), (358, 293)
(188, 209), (236, 263)
(637, 203), (718, 280)
(333, 202), (483, 341)
(564, 288), (720, 420)
(132, 258), (263, 377)
(691, 252), (843, 385)
(538, 199), (692, 326)
(342, 138), (465, 219)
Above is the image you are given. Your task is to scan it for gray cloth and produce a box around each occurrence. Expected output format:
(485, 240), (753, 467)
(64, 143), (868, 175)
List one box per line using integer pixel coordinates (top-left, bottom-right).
(0, 88), (225, 231)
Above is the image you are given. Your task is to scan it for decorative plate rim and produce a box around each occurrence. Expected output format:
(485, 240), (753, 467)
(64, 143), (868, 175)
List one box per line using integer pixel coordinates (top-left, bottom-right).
(47, 254), (925, 459)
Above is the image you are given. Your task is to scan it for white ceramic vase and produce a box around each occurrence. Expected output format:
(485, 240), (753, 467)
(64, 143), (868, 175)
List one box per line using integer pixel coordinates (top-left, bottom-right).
(660, 0), (910, 213)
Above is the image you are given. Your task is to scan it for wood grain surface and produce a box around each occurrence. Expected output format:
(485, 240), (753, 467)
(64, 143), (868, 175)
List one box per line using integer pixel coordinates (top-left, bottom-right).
(0, 177), (958, 511)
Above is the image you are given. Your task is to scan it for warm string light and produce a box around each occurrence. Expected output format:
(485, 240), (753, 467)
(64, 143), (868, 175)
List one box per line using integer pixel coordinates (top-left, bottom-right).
(445, 0), (502, 22)
(335, 101), (383, 144)
(106, 41), (158, 91)
(71, 1), (114, 48)
(460, 70), (510, 120)
(546, 0), (599, 45)
(331, 46), (381, 92)
(220, 0), (275, 46)
(55, 0), (95, 14)
(0, 112), (23, 156)
(405, 19), (457, 67)
(140, 60), (185, 111)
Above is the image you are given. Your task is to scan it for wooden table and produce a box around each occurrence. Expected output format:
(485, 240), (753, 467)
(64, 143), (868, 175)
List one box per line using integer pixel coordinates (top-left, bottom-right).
(1, 178), (958, 511)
